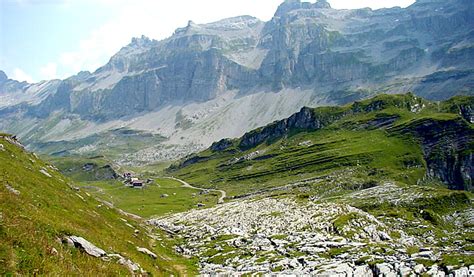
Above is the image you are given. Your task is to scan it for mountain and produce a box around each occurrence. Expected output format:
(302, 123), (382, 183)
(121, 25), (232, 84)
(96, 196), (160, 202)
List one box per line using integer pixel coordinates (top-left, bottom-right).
(169, 93), (473, 192)
(1, 0), (473, 165)
(149, 93), (473, 274)
(0, 133), (196, 274)
(0, 70), (61, 109)
(1, 94), (472, 275)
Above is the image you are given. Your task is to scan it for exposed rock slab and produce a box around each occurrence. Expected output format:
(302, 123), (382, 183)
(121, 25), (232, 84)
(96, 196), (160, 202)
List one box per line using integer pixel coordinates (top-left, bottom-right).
(68, 236), (106, 257)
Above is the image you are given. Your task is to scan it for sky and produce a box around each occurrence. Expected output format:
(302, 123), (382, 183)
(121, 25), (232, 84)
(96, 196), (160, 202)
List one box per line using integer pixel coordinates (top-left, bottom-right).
(0, 0), (415, 83)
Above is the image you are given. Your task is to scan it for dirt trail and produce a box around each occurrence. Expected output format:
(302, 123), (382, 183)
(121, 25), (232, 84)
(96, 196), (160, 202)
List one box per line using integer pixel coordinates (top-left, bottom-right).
(165, 177), (226, 204)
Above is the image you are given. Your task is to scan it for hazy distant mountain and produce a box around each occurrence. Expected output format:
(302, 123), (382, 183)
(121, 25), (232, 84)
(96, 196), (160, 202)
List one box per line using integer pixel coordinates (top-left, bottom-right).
(1, 0), (473, 165)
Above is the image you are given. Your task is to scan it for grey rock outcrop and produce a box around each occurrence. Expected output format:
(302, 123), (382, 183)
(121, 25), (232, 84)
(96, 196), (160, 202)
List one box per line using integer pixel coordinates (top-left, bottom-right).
(68, 236), (107, 257)
(148, 195), (470, 275)
(392, 115), (474, 190)
(65, 236), (144, 272)
(107, 254), (143, 272)
(137, 247), (158, 259)
(239, 106), (341, 149)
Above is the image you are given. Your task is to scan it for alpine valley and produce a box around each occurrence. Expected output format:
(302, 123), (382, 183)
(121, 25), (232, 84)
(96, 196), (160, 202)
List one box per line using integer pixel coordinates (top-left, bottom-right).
(0, 0), (473, 276)
(1, 0), (473, 165)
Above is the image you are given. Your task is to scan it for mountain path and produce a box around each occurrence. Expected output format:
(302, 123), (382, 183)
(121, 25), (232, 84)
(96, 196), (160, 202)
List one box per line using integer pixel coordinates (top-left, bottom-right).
(165, 177), (226, 204)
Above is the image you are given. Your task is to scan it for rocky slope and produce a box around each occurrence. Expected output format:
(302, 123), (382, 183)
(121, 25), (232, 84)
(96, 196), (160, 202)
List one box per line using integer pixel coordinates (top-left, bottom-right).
(149, 191), (473, 275)
(147, 94), (474, 275)
(1, 0), (473, 164)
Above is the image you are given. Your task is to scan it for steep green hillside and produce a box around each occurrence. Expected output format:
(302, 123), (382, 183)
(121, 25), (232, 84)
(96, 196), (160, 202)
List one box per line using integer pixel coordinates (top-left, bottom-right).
(0, 134), (196, 275)
(169, 93), (473, 196)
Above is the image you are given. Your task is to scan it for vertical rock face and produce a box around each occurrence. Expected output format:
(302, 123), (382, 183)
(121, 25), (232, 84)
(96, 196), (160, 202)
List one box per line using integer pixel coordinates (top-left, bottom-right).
(2, 0), (472, 120)
(404, 118), (473, 191)
(388, 95), (474, 190)
(239, 106), (345, 149)
(0, 0), (473, 166)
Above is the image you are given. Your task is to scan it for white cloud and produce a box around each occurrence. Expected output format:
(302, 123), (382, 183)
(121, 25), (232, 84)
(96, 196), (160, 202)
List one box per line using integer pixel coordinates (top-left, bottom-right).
(39, 62), (58, 80)
(47, 0), (415, 79)
(51, 0), (283, 77)
(13, 68), (34, 83)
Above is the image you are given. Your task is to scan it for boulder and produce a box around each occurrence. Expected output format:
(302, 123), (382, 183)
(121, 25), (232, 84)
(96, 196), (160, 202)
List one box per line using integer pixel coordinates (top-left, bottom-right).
(5, 184), (20, 195)
(414, 264), (426, 274)
(39, 169), (52, 178)
(68, 236), (107, 257)
(427, 265), (445, 276)
(411, 250), (436, 260)
(378, 231), (392, 241)
(398, 263), (413, 276)
(49, 247), (58, 256)
(108, 254), (142, 272)
(137, 247), (158, 259)
(375, 263), (397, 277)
(333, 263), (354, 275)
(354, 265), (373, 276)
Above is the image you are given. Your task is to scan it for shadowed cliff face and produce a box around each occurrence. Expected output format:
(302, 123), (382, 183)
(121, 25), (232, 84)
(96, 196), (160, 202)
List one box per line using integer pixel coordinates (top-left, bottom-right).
(239, 107), (344, 150)
(406, 119), (473, 191)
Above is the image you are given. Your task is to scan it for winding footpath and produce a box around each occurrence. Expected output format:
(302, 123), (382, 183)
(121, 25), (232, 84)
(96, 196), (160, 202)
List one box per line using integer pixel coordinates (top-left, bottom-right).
(165, 177), (226, 204)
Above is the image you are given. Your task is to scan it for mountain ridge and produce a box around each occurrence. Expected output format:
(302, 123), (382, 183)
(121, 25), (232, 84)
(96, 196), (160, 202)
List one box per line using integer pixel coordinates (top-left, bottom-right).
(0, 0), (473, 165)
(172, 93), (473, 191)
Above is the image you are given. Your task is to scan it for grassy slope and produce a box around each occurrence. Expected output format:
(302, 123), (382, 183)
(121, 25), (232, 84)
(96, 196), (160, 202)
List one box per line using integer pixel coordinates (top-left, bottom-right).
(0, 135), (196, 275)
(172, 129), (425, 197)
(168, 94), (472, 197)
(46, 156), (220, 219)
(45, 155), (118, 182)
(77, 178), (219, 218)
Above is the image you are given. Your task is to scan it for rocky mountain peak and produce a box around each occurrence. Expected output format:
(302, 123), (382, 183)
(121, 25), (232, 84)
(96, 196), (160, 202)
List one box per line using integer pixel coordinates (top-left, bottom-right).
(313, 0), (331, 9)
(274, 0), (331, 17)
(67, 70), (92, 82)
(205, 15), (261, 30)
(173, 20), (200, 35)
(187, 20), (197, 27)
(0, 70), (8, 84)
(274, 0), (311, 17)
(129, 35), (154, 48)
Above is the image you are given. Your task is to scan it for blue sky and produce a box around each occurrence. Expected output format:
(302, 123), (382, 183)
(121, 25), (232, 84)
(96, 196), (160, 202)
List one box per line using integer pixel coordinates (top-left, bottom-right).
(0, 0), (415, 83)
